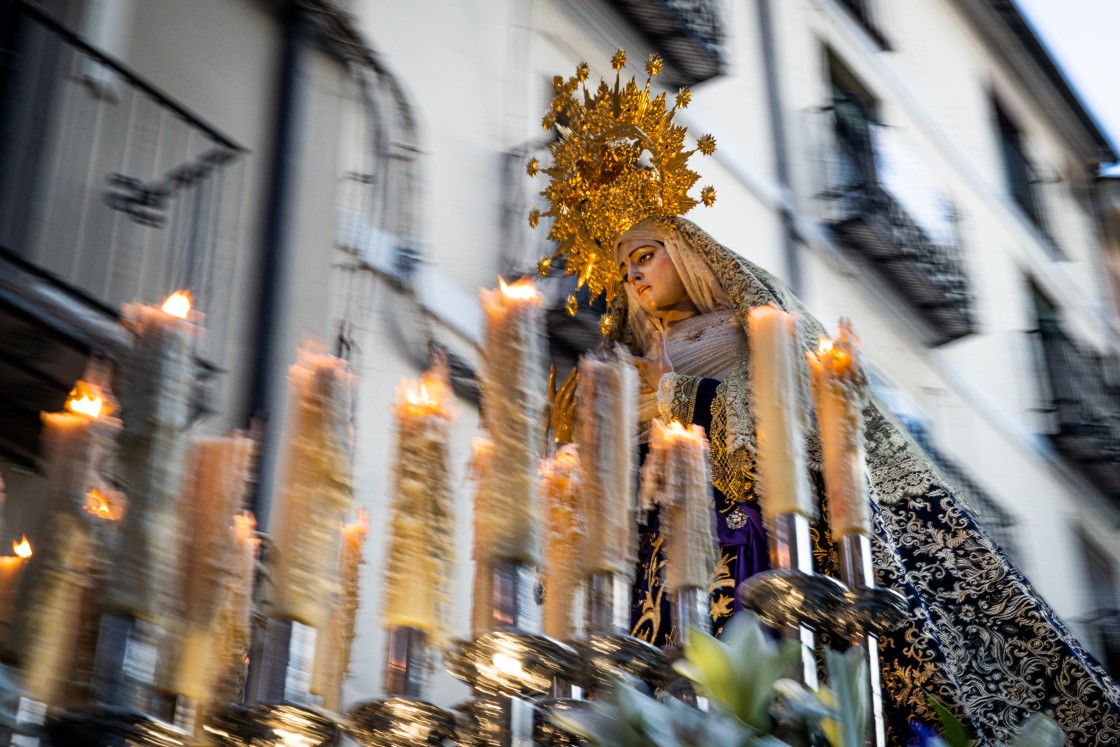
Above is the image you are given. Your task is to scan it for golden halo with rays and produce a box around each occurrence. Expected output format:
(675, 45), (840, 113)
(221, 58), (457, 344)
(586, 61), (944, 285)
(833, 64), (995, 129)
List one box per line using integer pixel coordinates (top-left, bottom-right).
(527, 51), (717, 315)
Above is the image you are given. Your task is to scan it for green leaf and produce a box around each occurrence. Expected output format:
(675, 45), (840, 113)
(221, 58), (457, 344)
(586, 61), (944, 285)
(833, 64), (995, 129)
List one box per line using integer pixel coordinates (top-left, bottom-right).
(682, 613), (799, 733)
(1006, 714), (1064, 747)
(923, 690), (971, 747)
(823, 646), (869, 747)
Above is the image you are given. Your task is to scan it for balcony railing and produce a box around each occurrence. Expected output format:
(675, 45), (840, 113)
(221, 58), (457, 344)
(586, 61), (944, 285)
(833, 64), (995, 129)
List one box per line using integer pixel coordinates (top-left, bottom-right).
(606, 0), (723, 86)
(0, 3), (245, 323)
(809, 105), (975, 346)
(1036, 324), (1120, 500)
(0, 2), (244, 467)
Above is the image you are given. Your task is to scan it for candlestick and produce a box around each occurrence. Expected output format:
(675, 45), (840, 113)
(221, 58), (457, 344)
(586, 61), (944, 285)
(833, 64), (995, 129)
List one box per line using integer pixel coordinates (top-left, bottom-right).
(576, 350), (638, 581)
(268, 350), (354, 628)
(382, 364), (454, 639)
(806, 320), (871, 538)
(746, 304), (814, 522)
(478, 278), (547, 566)
(540, 444), (585, 641)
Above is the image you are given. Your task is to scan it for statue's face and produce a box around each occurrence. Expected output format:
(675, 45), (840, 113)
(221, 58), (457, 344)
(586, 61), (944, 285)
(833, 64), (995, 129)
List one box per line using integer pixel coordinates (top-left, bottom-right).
(616, 237), (695, 320)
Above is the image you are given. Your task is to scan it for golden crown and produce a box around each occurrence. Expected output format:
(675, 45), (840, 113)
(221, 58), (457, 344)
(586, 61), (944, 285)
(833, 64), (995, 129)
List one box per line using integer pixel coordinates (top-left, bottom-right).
(528, 50), (717, 316)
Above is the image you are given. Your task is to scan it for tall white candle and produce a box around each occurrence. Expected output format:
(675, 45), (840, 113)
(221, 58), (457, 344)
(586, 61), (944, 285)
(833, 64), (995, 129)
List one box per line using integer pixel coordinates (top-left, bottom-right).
(268, 351), (354, 629)
(22, 514), (91, 707)
(478, 278), (547, 565)
(213, 512), (259, 704)
(382, 365), (454, 637)
(577, 351), (638, 577)
(104, 292), (198, 623)
(747, 304), (815, 522)
(469, 438), (497, 636)
(806, 320), (872, 537)
(540, 445), (584, 639)
(639, 419), (716, 593)
(40, 378), (122, 522)
(24, 376), (120, 698)
(0, 536), (31, 628)
(314, 511), (367, 711)
(172, 434), (256, 701)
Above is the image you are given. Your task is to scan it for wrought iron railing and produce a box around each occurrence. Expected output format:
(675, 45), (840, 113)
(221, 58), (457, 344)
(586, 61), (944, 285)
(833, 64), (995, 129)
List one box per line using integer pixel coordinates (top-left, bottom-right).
(808, 104), (974, 345)
(0, 2), (245, 352)
(834, 0), (890, 48)
(606, 0), (723, 86)
(1036, 323), (1120, 498)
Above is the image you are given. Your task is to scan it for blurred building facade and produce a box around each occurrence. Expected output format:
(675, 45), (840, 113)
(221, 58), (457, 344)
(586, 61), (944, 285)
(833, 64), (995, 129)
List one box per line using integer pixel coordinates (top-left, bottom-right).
(1, 0), (1120, 709)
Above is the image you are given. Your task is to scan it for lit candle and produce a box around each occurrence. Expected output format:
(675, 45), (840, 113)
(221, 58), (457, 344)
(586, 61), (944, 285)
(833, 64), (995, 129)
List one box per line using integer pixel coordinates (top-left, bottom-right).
(382, 363), (454, 636)
(540, 444), (584, 639)
(478, 278), (547, 565)
(22, 515), (90, 707)
(268, 350), (354, 629)
(103, 291), (198, 623)
(469, 438), (496, 636)
(313, 510), (367, 711)
(213, 512), (259, 704)
(40, 376), (122, 522)
(747, 304), (815, 521)
(576, 351), (639, 577)
(0, 537), (31, 627)
(639, 420), (716, 593)
(806, 320), (872, 537)
(172, 434), (256, 701)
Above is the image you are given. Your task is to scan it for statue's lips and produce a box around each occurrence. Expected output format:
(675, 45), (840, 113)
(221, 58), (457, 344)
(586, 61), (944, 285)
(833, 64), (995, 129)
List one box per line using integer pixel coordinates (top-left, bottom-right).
(636, 284), (651, 297)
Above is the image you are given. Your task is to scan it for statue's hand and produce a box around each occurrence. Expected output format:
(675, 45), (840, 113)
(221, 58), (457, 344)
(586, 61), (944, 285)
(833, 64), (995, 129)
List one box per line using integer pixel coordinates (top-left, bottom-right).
(547, 365), (579, 444)
(634, 333), (673, 394)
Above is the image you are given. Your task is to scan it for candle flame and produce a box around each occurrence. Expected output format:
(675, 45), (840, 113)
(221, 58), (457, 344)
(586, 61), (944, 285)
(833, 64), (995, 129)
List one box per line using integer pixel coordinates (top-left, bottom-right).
(13, 536), (31, 559)
(498, 277), (540, 301)
(161, 290), (192, 318)
(234, 512), (258, 543)
(84, 489), (114, 520)
(654, 418), (704, 444)
(66, 381), (104, 418)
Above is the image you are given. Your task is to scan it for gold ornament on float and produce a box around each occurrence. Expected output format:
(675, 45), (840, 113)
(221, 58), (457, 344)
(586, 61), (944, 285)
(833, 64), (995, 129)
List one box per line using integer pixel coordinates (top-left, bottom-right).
(528, 51), (717, 312)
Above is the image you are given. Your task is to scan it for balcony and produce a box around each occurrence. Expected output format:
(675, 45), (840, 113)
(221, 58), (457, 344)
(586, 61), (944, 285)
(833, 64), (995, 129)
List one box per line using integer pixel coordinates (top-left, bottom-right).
(0, 3), (244, 468)
(809, 104), (975, 346)
(605, 0), (724, 86)
(1036, 324), (1120, 500)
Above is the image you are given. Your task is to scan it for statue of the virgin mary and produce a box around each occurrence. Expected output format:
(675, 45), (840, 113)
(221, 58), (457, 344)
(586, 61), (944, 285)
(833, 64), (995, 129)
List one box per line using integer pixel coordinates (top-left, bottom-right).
(531, 53), (1120, 744)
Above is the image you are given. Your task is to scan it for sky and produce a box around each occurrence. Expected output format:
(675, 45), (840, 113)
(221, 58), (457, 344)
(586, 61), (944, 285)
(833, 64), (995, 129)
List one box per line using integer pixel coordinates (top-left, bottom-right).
(1012, 0), (1120, 168)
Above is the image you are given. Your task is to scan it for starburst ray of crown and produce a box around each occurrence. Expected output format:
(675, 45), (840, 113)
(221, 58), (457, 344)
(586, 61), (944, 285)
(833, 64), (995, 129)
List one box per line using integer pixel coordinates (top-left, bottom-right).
(527, 50), (717, 317)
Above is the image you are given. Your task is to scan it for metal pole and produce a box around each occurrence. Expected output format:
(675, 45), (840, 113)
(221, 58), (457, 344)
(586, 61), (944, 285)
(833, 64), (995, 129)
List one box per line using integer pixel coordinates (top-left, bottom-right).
(838, 533), (887, 747)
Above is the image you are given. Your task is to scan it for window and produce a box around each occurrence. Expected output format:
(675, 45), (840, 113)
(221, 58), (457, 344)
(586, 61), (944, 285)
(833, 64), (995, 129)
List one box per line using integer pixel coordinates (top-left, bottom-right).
(994, 99), (1053, 246)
